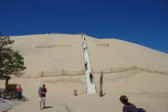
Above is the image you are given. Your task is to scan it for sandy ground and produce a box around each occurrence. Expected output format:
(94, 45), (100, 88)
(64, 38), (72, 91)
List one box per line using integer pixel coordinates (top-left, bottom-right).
(0, 71), (167, 112)
(0, 34), (168, 112)
(7, 94), (168, 112)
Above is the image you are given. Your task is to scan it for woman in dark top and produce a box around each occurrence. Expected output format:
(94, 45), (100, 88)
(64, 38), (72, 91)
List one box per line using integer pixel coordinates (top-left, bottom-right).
(120, 95), (138, 112)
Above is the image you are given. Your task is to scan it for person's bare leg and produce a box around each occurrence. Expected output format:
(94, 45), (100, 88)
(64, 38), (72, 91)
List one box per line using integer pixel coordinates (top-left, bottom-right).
(43, 101), (45, 109)
(40, 101), (42, 110)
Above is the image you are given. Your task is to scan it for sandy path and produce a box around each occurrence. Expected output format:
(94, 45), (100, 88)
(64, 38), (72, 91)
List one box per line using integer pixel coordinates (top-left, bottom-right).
(82, 35), (96, 94)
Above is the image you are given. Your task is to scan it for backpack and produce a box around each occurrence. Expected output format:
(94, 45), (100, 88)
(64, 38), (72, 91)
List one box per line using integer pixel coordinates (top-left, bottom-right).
(137, 108), (147, 112)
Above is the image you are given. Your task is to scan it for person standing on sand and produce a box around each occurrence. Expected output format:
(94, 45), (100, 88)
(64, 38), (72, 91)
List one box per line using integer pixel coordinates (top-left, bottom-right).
(120, 95), (138, 112)
(40, 85), (47, 110)
(16, 85), (23, 100)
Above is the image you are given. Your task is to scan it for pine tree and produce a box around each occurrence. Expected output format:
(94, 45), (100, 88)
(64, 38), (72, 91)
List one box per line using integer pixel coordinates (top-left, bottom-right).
(0, 36), (26, 79)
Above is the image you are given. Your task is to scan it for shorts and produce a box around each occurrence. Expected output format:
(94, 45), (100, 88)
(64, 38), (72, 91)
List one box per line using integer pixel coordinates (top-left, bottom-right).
(39, 97), (46, 102)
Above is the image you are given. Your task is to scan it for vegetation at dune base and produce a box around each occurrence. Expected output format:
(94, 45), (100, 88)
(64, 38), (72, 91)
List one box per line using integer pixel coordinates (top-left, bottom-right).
(0, 36), (26, 82)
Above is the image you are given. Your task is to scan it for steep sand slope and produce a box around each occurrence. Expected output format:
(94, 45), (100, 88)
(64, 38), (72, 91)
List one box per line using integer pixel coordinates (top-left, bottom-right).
(10, 34), (85, 77)
(85, 35), (168, 72)
(6, 33), (168, 95)
(9, 34), (168, 76)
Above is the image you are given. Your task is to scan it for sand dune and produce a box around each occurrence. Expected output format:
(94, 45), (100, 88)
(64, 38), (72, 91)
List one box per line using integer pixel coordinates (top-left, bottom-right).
(0, 33), (168, 112)
(10, 34), (168, 76)
(10, 34), (85, 77)
(85, 35), (168, 72)
(7, 33), (168, 95)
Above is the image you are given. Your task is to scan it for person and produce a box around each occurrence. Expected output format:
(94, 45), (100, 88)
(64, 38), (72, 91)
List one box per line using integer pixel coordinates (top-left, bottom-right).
(38, 86), (42, 95)
(16, 85), (23, 100)
(85, 62), (88, 70)
(89, 73), (93, 83)
(120, 95), (139, 112)
(40, 84), (47, 110)
(38, 86), (42, 109)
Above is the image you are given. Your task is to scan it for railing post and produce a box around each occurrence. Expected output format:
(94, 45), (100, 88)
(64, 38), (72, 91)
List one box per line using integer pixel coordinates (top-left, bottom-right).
(99, 71), (103, 97)
(41, 71), (44, 77)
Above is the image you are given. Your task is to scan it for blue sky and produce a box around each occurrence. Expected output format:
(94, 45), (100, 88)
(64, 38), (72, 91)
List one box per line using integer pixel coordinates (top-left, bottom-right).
(0, 0), (168, 53)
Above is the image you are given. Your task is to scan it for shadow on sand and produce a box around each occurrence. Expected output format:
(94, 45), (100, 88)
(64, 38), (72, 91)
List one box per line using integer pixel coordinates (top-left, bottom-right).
(43, 106), (53, 109)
